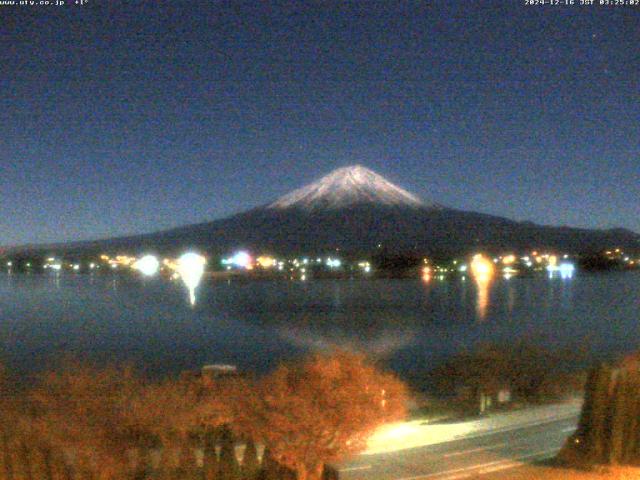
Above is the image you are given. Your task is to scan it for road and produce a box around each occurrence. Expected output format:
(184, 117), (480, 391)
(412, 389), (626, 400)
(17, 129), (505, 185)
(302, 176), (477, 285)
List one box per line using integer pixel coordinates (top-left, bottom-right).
(340, 412), (579, 480)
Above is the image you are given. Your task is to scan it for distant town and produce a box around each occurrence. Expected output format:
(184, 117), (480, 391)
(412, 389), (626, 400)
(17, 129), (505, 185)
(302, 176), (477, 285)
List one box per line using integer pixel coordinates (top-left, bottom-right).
(1, 247), (638, 280)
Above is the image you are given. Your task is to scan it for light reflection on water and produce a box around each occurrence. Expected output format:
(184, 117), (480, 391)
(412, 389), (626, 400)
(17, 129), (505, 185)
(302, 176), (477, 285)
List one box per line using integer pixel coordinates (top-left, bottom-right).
(475, 276), (491, 321)
(0, 272), (637, 377)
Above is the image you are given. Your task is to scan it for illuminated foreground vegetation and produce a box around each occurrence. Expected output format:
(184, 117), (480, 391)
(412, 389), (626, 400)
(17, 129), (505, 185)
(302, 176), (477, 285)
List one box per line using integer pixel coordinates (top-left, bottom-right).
(0, 351), (406, 480)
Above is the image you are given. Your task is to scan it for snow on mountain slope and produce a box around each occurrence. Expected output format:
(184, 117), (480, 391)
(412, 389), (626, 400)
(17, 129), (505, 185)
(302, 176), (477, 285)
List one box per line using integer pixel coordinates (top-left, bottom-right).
(267, 165), (428, 210)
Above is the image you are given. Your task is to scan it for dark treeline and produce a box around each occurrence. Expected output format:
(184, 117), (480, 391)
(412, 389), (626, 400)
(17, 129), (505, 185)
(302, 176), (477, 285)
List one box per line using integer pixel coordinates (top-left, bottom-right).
(560, 354), (640, 468)
(422, 342), (588, 410)
(0, 352), (407, 480)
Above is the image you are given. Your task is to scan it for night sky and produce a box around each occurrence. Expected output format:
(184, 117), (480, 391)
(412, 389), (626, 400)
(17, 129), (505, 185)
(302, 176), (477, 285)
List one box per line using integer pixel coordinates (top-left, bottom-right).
(1, 1), (638, 246)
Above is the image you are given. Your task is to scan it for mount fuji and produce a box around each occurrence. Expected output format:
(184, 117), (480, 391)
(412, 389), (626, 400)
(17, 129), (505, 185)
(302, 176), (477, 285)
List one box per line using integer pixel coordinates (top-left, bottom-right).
(267, 165), (427, 210)
(11, 165), (640, 256)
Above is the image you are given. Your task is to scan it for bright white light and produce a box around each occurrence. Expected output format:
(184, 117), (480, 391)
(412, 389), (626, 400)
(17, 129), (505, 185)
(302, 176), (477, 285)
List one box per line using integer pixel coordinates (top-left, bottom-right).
(50, 264), (62, 271)
(177, 252), (206, 305)
(134, 255), (160, 277)
(326, 258), (341, 268)
(231, 251), (251, 268)
(559, 262), (575, 279)
(547, 262), (575, 279)
(221, 251), (252, 269)
(73, 264), (80, 271)
(459, 265), (468, 273)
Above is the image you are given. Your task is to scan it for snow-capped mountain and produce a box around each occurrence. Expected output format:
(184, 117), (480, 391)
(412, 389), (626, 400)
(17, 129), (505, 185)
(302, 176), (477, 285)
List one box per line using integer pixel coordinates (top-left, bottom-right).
(11, 166), (639, 256)
(267, 165), (427, 210)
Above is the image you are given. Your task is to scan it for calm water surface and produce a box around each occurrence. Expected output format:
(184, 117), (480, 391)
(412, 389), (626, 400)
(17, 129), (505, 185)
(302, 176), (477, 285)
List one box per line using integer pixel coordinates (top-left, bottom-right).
(0, 272), (638, 380)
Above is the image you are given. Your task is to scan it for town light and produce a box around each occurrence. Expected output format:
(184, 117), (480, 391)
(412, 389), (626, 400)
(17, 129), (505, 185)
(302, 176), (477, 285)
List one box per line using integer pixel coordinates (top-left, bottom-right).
(133, 255), (160, 277)
(470, 254), (494, 281)
(326, 258), (341, 268)
(547, 262), (575, 279)
(422, 266), (432, 283)
(257, 256), (276, 268)
(470, 254), (494, 320)
(560, 262), (575, 279)
(502, 255), (516, 265)
(177, 252), (206, 305)
(222, 251), (252, 269)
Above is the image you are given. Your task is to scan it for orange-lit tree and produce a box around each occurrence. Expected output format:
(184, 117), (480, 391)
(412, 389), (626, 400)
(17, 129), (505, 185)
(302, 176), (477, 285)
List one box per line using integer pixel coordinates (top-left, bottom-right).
(29, 362), (230, 479)
(29, 362), (143, 479)
(125, 373), (221, 477)
(235, 350), (408, 480)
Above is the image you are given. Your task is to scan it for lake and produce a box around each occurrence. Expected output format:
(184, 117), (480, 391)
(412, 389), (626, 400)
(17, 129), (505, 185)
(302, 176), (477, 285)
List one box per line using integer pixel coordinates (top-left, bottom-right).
(0, 271), (638, 381)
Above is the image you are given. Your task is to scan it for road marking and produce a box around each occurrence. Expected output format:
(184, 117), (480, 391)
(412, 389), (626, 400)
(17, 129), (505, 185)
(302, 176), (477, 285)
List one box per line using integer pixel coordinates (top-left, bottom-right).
(443, 442), (508, 458)
(340, 465), (372, 472)
(562, 427), (576, 433)
(393, 448), (558, 480)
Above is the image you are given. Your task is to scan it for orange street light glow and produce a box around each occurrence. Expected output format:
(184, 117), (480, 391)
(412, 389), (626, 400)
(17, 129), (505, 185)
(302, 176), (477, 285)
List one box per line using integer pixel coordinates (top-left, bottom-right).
(470, 254), (494, 320)
(502, 254), (516, 265)
(470, 254), (494, 281)
(257, 256), (277, 268)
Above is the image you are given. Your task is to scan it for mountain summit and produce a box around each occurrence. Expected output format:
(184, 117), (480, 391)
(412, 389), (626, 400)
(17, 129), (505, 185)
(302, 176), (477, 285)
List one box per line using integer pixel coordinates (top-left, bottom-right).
(267, 165), (426, 210)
